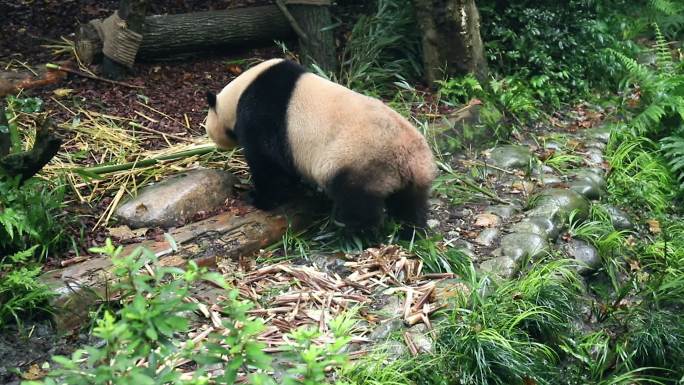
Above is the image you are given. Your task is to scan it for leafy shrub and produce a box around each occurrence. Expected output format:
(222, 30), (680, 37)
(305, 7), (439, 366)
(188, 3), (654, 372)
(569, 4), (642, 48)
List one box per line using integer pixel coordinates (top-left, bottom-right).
(26, 239), (352, 385)
(478, 0), (628, 106)
(0, 176), (66, 259)
(0, 246), (55, 327)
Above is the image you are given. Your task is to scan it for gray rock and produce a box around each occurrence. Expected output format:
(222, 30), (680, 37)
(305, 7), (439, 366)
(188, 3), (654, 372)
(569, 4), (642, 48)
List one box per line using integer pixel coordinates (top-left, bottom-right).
(585, 126), (611, 143)
(540, 174), (563, 186)
(568, 179), (602, 200)
(500, 232), (549, 262)
(308, 254), (350, 276)
(563, 239), (601, 274)
(509, 216), (560, 239)
(489, 145), (533, 170)
(369, 319), (404, 341)
(373, 295), (403, 317)
(544, 141), (563, 151)
(572, 169), (606, 189)
(475, 228), (500, 247)
(604, 205), (634, 230)
(479, 256), (518, 278)
(485, 204), (521, 220)
(585, 141), (606, 150)
(528, 188), (591, 223)
(115, 169), (236, 229)
(585, 148), (604, 165)
(381, 340), (409, 360)
(407, 324), (434, 353)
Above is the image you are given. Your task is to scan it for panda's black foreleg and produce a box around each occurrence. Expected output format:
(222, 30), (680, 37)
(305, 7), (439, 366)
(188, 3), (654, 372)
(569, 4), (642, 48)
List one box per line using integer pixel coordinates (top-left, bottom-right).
(328, 170), (384, 231)
(386, 184), (430, 238)
(244, 153), (296, 210)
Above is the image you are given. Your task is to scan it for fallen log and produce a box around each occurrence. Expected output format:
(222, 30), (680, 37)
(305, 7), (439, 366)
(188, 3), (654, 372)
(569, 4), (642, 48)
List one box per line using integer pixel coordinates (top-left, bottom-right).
(76, 5), (296, 63)
(0, 63), (67, 97)
(40, 197), (325, 331)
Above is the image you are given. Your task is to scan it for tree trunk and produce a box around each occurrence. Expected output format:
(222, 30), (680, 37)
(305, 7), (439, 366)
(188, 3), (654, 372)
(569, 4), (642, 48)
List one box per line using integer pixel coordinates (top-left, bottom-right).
(289, 4), (338, 74)
(77, 5), (295, 64)
(102, 0), (148, 79)
(412, 0), (488, 85)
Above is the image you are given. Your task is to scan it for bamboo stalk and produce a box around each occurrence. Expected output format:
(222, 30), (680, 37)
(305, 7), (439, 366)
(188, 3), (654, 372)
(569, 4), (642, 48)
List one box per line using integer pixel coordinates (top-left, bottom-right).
(73, 144), (221, 175)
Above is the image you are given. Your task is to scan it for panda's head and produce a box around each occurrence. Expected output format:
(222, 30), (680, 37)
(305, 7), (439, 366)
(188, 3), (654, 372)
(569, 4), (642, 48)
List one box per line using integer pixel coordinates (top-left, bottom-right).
(205, 89), (238, 149)
(204, 58), (286, 149)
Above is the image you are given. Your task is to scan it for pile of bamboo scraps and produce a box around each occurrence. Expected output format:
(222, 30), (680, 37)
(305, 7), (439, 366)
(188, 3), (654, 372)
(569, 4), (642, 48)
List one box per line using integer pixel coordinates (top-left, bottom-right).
(233, 245), (462, 353)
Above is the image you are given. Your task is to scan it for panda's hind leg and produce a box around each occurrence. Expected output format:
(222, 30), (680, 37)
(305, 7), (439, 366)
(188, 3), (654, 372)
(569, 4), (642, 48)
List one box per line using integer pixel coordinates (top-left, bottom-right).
(386, 183), (430, 238)
(328, 170), (384, 231)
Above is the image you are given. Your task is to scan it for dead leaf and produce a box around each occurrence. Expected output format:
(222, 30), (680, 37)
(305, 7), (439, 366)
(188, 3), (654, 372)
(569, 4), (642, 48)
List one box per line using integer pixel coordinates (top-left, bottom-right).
(646, 219), (661, 234)
(537, 148), (556, 161)
(227, 64), (243, 75)
(53, 88), (74, 97)
(108, 225), (148, 240)
(21, 363), (47, 380)
(474, 213), (500, 228)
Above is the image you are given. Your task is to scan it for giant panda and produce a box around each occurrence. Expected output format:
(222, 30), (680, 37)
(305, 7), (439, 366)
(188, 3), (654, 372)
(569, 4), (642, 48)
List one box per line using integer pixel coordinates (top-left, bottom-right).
(205, 58), (436, 234)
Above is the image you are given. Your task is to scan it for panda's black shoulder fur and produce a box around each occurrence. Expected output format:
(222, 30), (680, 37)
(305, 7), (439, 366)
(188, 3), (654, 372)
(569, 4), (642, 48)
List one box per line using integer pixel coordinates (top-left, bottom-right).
(234, 59), (308, 209)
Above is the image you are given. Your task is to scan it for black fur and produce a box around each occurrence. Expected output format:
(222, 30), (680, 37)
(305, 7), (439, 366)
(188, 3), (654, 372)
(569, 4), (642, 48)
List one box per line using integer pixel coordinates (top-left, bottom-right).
(327, 169), (385, 231)
(234, 60), (307, 209)
(206, 91), (217, 109)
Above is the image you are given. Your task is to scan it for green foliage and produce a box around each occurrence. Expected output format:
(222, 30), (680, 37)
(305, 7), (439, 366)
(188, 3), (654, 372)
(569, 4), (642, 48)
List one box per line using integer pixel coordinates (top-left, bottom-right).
(26, 239), (352, 385)
(0, 176), (67, 258)
(404, 236), (470, 274)
(337, 0), (421, 96)
(431, 260), (583, 385)
(0, 245), (55, 327)
(479, 0), (628, 106)
(606, 131), (677, 213)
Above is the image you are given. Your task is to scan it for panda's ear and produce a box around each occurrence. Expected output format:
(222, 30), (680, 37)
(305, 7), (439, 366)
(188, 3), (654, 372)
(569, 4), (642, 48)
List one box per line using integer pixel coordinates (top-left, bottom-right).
(206, 91), (217, 109)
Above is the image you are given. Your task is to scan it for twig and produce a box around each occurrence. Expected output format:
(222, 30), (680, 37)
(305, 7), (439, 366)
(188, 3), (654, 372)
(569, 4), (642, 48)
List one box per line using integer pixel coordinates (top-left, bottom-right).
(128, 122), (194, 143)
(46, 63), (144, 89)
(275, 0), (309, 43)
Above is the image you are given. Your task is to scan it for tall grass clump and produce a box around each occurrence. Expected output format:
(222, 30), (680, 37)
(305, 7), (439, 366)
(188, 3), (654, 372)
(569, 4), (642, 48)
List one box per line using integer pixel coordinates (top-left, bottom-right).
(337, 0), (422, 96)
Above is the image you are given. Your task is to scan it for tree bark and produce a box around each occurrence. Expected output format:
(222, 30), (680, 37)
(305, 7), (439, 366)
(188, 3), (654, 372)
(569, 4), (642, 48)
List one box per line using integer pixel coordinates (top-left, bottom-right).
(412, 0), (488, 85)
(77, 5), (295, 64)
(288, 4), (338, 73)
(102, 0), (148, 79)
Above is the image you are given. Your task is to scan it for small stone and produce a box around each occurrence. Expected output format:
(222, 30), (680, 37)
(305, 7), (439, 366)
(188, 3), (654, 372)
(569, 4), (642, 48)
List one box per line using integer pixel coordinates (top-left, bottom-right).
(308, 254), (349, 276)
(474, 213), (502, 228)
(544, 141), (563, 151)
(380, 340), (409, 360)
(369, 319), (404, 342)
(489, 145), (533, 170)
(485, 204), (520, 220)
(604, 205), (634, 230)
(585, 126), (612, 143)
(571, 169), (606, 189)
(585, 141), (606, 150)
(509, 216), (560, 239)
(586, 148), (604, 165)
(475, 228), (500, 246)
(539, 174), (563, 186)
(427, 219), (440, 229)
(500, 232), (549, 262)
(114, 169), (237, 229)
(479, 256), (518, 278)
(563, 239), (601, 274)
(528, 188), (591, 223)
(373, 295), (403, 317)
(407, 324), (433, 353)
(434, 278), (470, 306)
(568, 179), (602, 200)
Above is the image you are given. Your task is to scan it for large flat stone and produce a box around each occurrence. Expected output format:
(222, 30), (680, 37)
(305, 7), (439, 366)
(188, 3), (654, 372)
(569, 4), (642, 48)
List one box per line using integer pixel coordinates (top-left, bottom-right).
(115, 169), (237, 229)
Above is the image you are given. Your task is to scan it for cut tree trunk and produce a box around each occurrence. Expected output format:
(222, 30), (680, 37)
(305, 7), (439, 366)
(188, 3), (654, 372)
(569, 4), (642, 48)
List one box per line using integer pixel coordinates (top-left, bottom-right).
(77, 5), (295, 64)
(412, 0), (488, 85)
(101, 0), (149, 79)
(288, 3), (338, 73)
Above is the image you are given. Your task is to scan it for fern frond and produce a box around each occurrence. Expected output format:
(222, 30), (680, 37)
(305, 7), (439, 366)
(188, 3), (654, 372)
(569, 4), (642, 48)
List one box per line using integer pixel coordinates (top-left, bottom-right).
(662, 134), (684, 186)
(653, 23), (674, 73)
(650, 0), (680, 15)
(609, 49), (655, 85)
